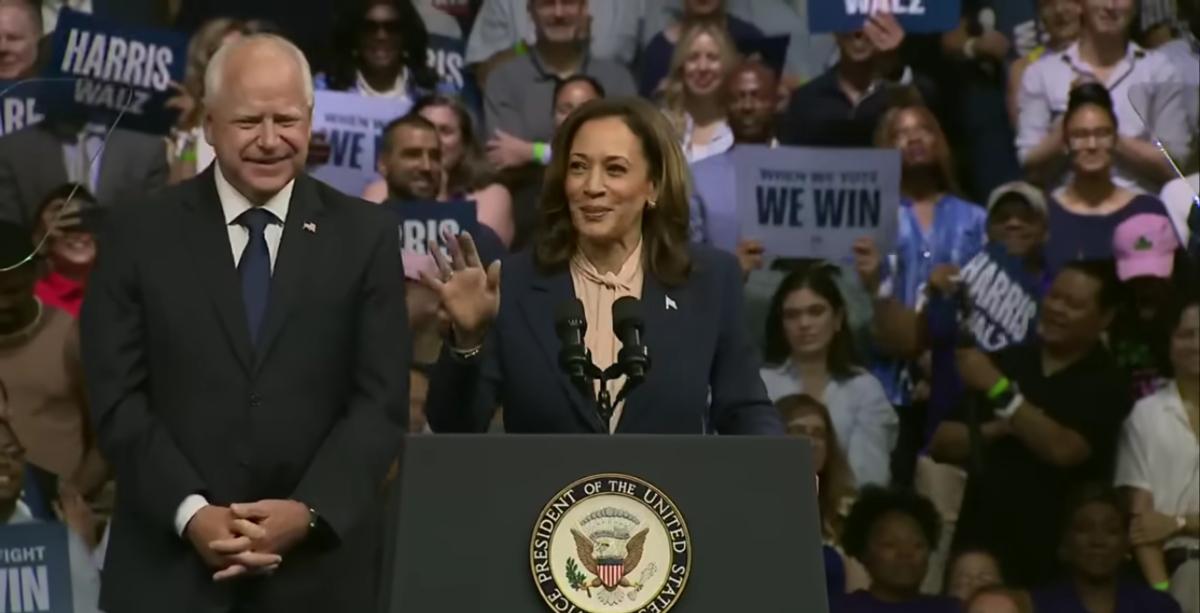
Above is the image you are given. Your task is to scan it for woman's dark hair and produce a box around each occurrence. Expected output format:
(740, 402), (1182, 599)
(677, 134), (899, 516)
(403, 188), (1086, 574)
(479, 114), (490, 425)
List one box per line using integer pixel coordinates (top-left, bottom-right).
(535, 97), (693, 286)
(841, 486), (942, 559)
(763, 262), (860, 376)
(1064, 82), (1118, 129)
(554, 75), (607, 104)
(411, 95), (497, 193)
(326, 0), (437, 93)
(776, 394), (856, 540)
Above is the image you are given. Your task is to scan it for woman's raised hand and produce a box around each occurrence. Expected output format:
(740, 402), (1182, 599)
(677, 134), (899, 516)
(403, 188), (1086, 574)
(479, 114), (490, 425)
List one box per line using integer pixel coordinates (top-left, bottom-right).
(418, 230), (502, 349)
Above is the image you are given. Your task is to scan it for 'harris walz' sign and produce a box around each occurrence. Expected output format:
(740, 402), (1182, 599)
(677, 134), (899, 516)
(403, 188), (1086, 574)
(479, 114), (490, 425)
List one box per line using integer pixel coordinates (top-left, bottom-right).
(808, 0), (961, 33)
(0, 522), (73, 612)
(46, 8), (187, 135)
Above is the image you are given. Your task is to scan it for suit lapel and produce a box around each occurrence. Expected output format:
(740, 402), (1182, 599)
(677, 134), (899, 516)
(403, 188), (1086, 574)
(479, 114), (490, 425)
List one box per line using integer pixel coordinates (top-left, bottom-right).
(616, 275), (690, 432)
(94, 129), (120, 203)
(520, 270), (607, 433)
(181, 168), (254, 372)
(254, 175), (325, 371)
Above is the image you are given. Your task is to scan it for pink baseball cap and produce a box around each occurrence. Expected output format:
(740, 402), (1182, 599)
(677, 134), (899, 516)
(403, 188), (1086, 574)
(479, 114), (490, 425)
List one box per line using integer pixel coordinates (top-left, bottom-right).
(1112, 213), (1179, 281)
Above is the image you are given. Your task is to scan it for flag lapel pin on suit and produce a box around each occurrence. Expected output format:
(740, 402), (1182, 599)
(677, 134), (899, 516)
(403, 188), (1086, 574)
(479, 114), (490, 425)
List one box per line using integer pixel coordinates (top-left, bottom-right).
(303, 222), (317, 233)
(665, 295), (677, 310)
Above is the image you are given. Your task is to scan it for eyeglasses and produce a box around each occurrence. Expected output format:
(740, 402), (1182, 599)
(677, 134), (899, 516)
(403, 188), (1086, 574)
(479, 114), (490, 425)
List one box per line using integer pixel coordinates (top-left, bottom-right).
(360, 19), (402, 35)
(1067, 128), (1116, 147)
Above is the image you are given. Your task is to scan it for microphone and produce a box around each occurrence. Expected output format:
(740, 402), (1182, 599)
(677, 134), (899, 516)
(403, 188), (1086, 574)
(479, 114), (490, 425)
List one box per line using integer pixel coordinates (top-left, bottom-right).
(555, 299), (592, 393)
(613, 297), (650, 384)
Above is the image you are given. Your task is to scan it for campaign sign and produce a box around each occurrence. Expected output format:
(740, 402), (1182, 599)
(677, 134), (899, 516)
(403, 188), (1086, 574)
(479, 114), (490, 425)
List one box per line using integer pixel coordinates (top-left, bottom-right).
(310, 90), (412, 198)
(381, 199), (478, 279)
(735, 145), (900, 263)
(426, 34), (480, 110)
(958, 243), (1040, 352)
(46, 8), (188, 135)
(809, 0), (961, 33)
(0, 522), (73, 612)
(0, 81), (45, 137)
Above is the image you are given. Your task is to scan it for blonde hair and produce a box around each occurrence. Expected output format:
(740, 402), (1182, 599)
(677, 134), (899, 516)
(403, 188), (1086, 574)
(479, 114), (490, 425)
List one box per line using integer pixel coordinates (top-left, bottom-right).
(204, 34), (314, 109)
(660, 21), (739, 139)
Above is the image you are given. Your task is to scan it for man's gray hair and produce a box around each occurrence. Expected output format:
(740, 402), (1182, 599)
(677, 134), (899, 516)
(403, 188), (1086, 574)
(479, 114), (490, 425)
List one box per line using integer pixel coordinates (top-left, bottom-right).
(204, 33), (314, 108)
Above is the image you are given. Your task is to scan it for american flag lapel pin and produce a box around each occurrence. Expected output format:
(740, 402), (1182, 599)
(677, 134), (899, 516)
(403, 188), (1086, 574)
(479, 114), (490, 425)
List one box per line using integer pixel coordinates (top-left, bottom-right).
(665, 295), (677, 311)
(303, 222), (317, 233)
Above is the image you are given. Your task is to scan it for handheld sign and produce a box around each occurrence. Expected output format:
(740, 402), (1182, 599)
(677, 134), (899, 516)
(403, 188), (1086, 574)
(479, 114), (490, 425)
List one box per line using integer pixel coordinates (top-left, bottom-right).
(381, 199), (480, 280)
(0, 81), (45, 137)
(957, 243), (1041, 351)
(0, 522), (74, 613)
(809, 0), (961, 33)
(310, 90), (412, 198)
(46, 8), (188, 135)
(735, 145), (900, 264)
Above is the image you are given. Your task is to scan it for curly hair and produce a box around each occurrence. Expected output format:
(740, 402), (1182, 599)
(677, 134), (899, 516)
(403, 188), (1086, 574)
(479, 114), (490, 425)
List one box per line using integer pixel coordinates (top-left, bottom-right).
(534, 97), (693, 287)
(841, 486), (941, 560)
(325, 0), (437, 93)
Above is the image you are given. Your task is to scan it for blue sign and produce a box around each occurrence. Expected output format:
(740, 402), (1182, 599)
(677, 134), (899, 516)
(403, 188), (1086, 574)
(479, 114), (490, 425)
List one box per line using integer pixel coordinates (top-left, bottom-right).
(809, 0), (961, 33)
(0, 522), (73, 612)
(0, 80), (45, 137)
(426, 34), (480, 110)
(45, 8), (188, 135)
(735, 145), (900, 264)
(958, 243), (1041, 351)
(382, 199), (479, 280)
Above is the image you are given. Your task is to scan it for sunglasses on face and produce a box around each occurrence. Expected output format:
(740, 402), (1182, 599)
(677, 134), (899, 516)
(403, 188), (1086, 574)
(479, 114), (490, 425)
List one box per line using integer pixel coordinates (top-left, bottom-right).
(360, 19), (402, 35)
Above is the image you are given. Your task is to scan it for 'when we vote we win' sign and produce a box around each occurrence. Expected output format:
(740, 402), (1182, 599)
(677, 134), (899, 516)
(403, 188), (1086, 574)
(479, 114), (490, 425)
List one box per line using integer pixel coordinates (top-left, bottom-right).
(735, 145), (900, 263)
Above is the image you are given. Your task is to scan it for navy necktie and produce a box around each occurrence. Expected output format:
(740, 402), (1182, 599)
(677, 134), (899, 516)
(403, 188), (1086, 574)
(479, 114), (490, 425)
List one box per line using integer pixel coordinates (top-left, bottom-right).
(237, 208), (275, 345)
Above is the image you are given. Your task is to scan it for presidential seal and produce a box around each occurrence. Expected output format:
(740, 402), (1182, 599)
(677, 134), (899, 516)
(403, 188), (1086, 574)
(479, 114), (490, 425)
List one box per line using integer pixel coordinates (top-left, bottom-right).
(530, 474), (691, 613)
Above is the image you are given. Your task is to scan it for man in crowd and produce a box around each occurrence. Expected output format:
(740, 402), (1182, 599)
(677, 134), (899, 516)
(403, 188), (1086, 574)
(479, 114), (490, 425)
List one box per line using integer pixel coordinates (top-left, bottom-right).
(779, 13), (919, 148)
(483, 0), (635, 152)
(932, 260), (1132, 587)
(80, 34), (408, 612)
(0, 0), (38, 80)
(380, 114), (442, 203)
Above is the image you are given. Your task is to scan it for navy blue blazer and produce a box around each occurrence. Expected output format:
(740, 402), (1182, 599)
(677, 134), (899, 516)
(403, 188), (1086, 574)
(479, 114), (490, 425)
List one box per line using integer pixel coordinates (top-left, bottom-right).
(427, 244), (783, 434)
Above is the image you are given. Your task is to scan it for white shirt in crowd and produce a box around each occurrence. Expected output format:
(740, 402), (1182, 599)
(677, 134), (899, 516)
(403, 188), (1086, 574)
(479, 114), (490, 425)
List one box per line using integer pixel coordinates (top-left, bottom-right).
(760, 361), (899, 487)
(174, 165), (294, 535)
(1016, 41), (1192, 194)
(1160, 173), (1199, 246)
(1115, 381), (1200, 552)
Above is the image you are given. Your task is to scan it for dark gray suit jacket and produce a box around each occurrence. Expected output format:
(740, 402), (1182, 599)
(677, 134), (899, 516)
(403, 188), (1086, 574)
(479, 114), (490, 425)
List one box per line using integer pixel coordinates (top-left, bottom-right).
(0, 123), (168, 228)
(80, 168), (409, 613)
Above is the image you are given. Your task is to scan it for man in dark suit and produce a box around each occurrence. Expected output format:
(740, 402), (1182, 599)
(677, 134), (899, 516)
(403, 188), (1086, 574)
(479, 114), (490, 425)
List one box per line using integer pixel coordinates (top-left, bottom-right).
(79, 33), (409, 613)
(0, 121), (168, 229)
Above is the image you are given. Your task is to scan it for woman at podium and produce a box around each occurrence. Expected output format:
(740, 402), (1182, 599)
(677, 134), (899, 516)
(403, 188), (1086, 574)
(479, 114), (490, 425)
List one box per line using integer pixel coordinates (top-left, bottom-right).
(419, 97), (782, 435)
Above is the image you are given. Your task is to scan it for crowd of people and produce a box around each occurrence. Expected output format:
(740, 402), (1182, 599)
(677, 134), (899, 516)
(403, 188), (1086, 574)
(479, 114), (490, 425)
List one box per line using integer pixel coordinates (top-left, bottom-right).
(0, 0), (1196, 611)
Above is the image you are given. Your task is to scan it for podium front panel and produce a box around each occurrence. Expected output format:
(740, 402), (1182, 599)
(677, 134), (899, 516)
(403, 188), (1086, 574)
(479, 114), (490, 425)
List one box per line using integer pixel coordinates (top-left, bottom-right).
(380, 434), (828, 613)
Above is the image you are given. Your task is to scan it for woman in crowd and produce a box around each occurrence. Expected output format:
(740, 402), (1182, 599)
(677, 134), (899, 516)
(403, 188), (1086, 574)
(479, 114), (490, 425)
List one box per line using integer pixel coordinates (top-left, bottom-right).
(660, 21), (738, 163)
(1116, 293), (1199, 613)
(637, 0), (761, 97)
(32, 184), (97, 319)
(776, 394), (867, 596)
(317, 0), (438, 102)
(834, 486), (961, 612)
(761, 264), (898, 486)
(364, 96), (514, 246)
(1031, 485), (1182, 613)
(946, 549), (1005, 603)
(1007, 0), (1083, 125)
(1017, 0), (1188, 193)
(1044, 83), (1175, 273)
(421, 97), (781, 435)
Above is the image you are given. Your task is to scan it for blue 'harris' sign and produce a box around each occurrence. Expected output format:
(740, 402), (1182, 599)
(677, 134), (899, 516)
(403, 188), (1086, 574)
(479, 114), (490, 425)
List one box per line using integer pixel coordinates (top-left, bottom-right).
(45, 8), (188, 135)
(809, 0), (961, 33)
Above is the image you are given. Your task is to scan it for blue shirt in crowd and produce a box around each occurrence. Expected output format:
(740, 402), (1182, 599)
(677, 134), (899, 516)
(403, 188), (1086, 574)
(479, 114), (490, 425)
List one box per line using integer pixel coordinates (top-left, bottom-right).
(874, 195), (986, 405)
(1030, 581), (1181, 613)
(1045, 193), (1174, 274)
(689, 150), (739, 252)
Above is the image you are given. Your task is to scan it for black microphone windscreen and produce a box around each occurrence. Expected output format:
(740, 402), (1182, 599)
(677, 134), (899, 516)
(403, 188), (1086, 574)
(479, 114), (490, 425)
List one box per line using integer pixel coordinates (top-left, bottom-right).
(612, 296), (643, 333)
(555, 298), (587, 335)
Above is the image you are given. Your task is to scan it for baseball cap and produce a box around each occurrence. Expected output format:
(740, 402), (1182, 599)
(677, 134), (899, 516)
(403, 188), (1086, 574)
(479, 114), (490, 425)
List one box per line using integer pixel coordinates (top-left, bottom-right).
(986, 181), (1048, 219)
(1112, 213), (1180, 281)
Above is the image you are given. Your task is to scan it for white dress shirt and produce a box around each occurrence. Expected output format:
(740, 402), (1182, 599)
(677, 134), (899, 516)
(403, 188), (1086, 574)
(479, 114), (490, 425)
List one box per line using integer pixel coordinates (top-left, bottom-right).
(1115, 382), (1200, 551)
(174, 165), (296, 537)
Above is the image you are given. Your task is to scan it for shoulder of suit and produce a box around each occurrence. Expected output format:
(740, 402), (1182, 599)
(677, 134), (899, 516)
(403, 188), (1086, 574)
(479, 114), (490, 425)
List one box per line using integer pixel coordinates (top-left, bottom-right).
(304, 175), (395, 227)
(686, 242), (738, 282)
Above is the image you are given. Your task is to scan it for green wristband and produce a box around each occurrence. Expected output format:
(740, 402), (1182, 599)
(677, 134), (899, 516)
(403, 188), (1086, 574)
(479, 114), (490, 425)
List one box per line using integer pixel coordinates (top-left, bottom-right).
(986, 377), (1011, 400)
(532, 142), (550, 165)
(1153, 580), (1170, 591)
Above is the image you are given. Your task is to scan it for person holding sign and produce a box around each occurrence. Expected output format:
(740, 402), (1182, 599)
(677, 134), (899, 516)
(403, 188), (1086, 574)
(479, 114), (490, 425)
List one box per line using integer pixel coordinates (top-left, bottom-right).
(80, 34), (409, 612)
(423, 96), (782, 435)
